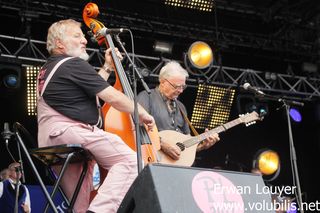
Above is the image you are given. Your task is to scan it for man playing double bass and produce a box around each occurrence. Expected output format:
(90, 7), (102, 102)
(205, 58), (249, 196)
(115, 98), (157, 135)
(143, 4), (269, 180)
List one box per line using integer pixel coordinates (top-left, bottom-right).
(37, 19), (155, 213)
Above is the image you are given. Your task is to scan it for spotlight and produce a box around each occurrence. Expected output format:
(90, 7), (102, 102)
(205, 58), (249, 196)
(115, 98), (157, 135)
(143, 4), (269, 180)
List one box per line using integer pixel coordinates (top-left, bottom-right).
(3, 74), (19, 88)
(302, 62), (317, 73)
(289, 108), (302, 123)
(0, 58), (22, 97)
(137, 67), (150, 77)
(237, 94), (268, 115)
(252, 149), (280, 181)
(187, 41), (213, 69)
(264, 72), (277, 81)
(245, 102), (268, 115)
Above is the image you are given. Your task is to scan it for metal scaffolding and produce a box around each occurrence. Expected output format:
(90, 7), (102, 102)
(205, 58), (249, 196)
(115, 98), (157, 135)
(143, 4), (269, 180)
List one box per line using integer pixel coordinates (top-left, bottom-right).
(1, 34), (319, 101)
(0, 0), (318, 61)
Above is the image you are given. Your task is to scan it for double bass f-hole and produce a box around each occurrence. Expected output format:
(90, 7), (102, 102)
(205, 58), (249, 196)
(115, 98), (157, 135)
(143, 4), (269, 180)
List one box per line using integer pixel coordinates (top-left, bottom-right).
(82, 2), (160, 165)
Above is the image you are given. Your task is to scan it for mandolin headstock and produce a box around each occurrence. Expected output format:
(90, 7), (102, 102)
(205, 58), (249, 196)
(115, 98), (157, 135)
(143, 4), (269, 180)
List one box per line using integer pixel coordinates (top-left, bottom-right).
(239, 111), (265, 126)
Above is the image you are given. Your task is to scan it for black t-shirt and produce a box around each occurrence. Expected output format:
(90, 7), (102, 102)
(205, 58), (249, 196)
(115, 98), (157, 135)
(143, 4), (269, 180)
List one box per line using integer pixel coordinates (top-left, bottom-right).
(41, 55), (110, 125)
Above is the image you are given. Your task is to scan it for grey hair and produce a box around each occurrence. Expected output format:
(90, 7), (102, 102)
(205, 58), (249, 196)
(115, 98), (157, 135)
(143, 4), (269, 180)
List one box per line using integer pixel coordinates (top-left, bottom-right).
(46, 19), (81, 54)
(159, 61), (189, 81)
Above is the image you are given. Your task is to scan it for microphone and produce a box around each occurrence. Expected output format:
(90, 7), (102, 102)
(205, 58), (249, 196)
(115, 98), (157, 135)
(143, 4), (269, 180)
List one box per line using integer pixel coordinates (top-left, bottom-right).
(98, 27), (127, 36)
(243, 83), (265, 96)
(243, 83), (304, 106)
(1, 122), (14, 144)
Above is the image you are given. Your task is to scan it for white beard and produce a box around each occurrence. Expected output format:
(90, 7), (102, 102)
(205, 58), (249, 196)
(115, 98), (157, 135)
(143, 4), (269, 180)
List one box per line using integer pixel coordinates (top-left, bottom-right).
(65, 46), (89, 61)
(79, 52), (89, 61)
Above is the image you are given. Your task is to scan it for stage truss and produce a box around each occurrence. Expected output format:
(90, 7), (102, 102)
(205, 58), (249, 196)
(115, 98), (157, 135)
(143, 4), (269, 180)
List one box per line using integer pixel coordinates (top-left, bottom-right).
(0, 34), (319, 101)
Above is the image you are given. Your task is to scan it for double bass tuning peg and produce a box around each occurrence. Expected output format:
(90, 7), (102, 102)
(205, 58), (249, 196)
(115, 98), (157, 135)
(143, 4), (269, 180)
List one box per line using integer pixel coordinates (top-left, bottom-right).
(87, 31), (94, 37)
(87, 31), (98, 44)
(89, 22), (96, 30)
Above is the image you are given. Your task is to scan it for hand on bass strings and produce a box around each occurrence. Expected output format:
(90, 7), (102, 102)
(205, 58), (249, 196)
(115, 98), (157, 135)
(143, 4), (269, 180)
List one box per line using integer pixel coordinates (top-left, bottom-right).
(102, 47), (123, 73)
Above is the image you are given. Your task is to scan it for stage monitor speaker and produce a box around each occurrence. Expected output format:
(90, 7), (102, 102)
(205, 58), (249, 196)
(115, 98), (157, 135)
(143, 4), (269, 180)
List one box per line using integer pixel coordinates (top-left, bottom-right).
(118, 163), (274, 213)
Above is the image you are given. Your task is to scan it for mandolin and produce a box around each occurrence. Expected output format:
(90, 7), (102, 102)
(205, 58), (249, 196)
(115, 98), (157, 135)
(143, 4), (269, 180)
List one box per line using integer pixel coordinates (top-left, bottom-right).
(157, 111), (264, 166)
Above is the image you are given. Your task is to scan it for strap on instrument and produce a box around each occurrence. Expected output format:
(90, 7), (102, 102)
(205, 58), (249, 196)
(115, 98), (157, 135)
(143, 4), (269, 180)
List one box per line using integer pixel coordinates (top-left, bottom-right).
(176, 103), (199, 136)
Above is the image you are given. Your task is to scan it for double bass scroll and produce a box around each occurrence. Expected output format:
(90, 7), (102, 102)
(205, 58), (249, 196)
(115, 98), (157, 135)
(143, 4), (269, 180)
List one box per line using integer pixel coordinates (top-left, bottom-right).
(82, 2), (160, 165)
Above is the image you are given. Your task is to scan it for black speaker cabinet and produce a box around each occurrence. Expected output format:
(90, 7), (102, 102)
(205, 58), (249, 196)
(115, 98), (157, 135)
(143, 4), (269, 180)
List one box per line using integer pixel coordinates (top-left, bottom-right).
(118, 164), (274, 213)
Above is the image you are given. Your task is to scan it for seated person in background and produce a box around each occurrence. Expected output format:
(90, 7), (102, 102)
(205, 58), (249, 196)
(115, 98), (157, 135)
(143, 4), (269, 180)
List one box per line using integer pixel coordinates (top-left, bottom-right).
(0, 162), (31, 213)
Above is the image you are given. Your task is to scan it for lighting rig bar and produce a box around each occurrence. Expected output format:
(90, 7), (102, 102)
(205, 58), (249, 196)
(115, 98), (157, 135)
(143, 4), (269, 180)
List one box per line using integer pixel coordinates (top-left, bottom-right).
(0, 0), (317, 60)
(0, 34), (319, 101)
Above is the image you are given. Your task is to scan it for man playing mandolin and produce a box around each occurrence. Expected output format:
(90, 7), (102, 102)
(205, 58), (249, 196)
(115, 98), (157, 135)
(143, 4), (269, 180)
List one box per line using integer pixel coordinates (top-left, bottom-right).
(37, 19), (155, 213)
(137, 61), (220, 164)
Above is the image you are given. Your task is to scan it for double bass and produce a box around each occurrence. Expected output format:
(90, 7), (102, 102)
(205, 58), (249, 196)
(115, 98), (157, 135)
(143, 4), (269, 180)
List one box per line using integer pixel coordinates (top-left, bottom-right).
(82, 2), (160, 197)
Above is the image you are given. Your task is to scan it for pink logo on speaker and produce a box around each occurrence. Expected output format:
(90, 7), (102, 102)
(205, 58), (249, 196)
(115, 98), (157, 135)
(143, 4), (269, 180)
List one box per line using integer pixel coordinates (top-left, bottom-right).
(192, 171), (244, 213)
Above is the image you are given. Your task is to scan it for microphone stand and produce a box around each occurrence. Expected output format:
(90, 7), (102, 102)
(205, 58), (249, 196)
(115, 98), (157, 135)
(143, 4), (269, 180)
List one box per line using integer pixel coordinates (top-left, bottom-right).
(14, 168), (20, 213)
(16, 140), (25, 183)
(2, 122), (26, 183)
(1, 123), (24, 213)
(13, 124), (58, 213)
(283, 102), (304, 213)
(114, 34), (151, 173)
(114, 35), (151, 95)
(256, 93), (304, 213)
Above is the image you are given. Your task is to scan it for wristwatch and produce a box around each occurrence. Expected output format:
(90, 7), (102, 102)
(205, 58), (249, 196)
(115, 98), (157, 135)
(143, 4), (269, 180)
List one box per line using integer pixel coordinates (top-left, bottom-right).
(102, 64), (113, 74)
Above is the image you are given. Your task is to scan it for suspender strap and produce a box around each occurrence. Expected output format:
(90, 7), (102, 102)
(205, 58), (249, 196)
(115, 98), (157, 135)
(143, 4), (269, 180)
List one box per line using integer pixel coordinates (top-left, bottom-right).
(39, 57), (74, 97)
(37, 56), (103, 128)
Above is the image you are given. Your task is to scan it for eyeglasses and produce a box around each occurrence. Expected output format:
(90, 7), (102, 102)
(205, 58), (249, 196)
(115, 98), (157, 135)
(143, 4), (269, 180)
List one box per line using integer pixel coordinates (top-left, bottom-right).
(164, 79), (187, 90)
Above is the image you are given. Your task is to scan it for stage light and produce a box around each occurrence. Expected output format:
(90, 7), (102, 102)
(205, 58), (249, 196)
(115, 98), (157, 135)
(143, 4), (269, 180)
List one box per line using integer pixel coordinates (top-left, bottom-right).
(252, 149), (280, 181)
(237, 94), (268, 116)
(3, 74), (19, 88)
(289, 108), (302, 123)
(264, 72), (277, 81)
(191, 84), (235, 129)
(26, 66), (40, 116)
(0, 67), (21, 89)
(0, 58), (22, 97)
(153, 41), (173, 55)
(187, 41), (213, 69)
(245, 102), (268, 115)
(165, 0), (214, 12)
(302, 62), (317, 73)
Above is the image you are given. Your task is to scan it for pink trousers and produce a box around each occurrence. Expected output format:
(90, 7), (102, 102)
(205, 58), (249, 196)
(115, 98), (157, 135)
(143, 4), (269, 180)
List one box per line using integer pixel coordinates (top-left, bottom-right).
(38, 99), (137, 213)
(46, 124), (137, 213)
